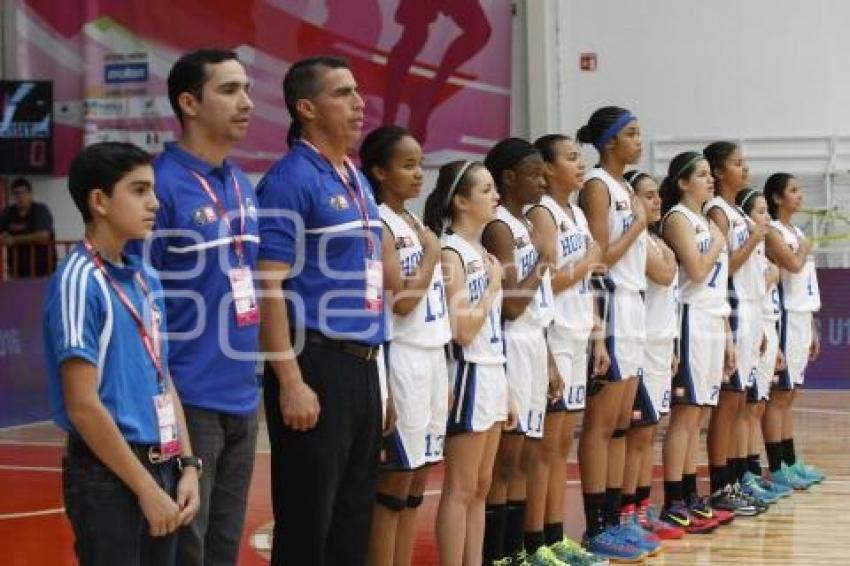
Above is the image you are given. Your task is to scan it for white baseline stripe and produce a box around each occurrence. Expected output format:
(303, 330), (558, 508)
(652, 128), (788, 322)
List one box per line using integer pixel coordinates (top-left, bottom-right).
(0, 420), (52, 432)
(166, 235), (260, 254)
(0, 439), (64, 446)
(0, 507), (64, 521)
(0, 465), (61, 472)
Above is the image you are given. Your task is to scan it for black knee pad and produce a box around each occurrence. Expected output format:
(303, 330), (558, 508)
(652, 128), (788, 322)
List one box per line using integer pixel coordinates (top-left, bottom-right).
(612, 428), (627, 439)
(407, 494), (424, 508)
(375, 493), (407, 511)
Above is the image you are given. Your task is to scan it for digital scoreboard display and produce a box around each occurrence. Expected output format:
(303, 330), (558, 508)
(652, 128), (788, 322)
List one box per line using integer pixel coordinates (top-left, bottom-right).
(0, 81), (53, 174)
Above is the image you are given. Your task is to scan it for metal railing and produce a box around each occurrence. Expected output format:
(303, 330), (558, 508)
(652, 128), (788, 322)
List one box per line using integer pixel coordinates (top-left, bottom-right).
(0, 240), (79, 280)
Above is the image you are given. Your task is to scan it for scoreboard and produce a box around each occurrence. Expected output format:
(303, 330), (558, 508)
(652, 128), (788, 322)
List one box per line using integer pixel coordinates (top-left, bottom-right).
(0, 81), (53, 174)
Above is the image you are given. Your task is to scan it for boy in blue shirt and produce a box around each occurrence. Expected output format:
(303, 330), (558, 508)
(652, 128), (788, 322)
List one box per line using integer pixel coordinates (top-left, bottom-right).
(43, 142), (200, 565)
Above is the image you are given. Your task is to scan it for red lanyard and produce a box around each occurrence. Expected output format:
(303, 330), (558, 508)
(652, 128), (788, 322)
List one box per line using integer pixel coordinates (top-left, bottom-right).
(189, 170), (248, 264)
(300, 140), (375, 258)
(83, 240), (165, 386)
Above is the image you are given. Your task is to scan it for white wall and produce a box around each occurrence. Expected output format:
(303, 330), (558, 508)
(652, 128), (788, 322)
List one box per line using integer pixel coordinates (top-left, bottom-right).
(558, 0), (850, 153)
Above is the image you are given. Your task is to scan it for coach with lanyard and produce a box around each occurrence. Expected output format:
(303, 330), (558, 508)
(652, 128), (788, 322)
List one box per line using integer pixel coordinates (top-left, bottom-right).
(257, 55), (387, 566)
(139, 49), (260, 565)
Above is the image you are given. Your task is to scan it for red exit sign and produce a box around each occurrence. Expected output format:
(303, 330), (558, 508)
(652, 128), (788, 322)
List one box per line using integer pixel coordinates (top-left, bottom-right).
(580, 52), (597, 71)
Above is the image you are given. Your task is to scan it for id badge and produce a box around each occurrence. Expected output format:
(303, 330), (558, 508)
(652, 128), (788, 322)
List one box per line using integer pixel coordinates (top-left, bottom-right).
(153, 393), (181, 460)
(365, 259), (383, 313)
(229, 266), (260, 327)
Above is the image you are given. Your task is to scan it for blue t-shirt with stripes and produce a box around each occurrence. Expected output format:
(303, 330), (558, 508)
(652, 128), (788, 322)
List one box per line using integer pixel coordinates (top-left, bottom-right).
(43, 245), (168, 444)
(257, 140), (387, 345)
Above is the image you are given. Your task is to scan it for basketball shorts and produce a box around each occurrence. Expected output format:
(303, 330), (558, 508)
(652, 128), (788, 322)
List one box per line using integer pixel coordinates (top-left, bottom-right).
(447, 357), (507, 435)
(597, 286), (645, 381)
(504, 329), (549, 439)
(635, 337), (675, 423)
(547, 327), (591, 412)
(382, 342), (449, 470)
(726, 299), (763, 392)
(672, 304), (725, 406)
(750, 319), (779, 403)
(777, 310), (813, 390)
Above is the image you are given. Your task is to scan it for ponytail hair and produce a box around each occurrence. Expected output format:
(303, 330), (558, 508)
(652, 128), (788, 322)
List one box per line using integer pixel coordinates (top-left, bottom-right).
(736, 188), (763, 216)
(763, 172), (793, 220)
(660, 151), (704, 217)
(533, 134), (571, 163)
(359, 125), (409, 204)
(576, 106), (634, 153)
(423, 160), (483, 236)
(624, 169), (652, 191)
(703, 141), (738, 191)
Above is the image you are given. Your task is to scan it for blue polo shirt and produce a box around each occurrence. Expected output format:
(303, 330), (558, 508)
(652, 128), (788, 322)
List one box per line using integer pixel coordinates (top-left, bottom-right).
(257, 140), (387, 345)
(139, 142), (260, 415)
(43, 245), (167, 444)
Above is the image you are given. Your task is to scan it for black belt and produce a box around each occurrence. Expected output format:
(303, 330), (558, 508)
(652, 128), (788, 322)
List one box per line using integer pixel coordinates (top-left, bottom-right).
(66, 433), (173, 465)
(302, 329), (381, 361)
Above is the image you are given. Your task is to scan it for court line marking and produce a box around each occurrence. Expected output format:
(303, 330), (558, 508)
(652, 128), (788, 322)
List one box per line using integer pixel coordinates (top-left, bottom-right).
(0, 420), (53, 432)
(0, 439), (64, 447)
(794, 407), (850, 416)
(0, 465), (61, 472)
(0, 507), (64, 520)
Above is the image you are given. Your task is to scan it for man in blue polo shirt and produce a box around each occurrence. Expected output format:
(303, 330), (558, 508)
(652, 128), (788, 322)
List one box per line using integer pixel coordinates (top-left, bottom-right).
(257, 55), (387, 565)
(141, 49), (260, 565)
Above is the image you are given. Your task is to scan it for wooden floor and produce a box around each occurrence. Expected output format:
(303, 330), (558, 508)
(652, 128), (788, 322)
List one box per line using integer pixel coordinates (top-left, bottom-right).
(2, 390), (850, 565)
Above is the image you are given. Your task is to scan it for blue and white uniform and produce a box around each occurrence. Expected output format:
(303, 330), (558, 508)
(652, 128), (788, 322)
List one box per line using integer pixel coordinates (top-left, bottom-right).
(442, 231), (507, 434)
(665, 204), (730, 406)
(636, 235), (678, 423)
(705, 196), (762, 392)
(583, 168), (647, 381)
(380, 204), (451, 468)
(753, 249), (781, 401)
(773, 221), (820, 389)
(491, 206), (553, 438)
(532, 195), (594, 411)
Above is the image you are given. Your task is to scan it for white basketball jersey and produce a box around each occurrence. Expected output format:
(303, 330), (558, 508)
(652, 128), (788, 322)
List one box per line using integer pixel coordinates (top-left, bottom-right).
(530, 194), (594, 333)
(704, 196), (760, 300)
(772, 221), (821, 313)
(441, 231), (505, 364)
(645, 235), (679, 339)
(380, 204), (452, 347)
(665, 204), (730, 317)
(491, 206), (554, 332)
(583, 167), (647, 292)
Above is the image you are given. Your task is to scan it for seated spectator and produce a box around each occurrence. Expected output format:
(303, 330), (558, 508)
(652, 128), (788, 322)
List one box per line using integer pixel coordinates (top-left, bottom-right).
(0, 177), (56, 277)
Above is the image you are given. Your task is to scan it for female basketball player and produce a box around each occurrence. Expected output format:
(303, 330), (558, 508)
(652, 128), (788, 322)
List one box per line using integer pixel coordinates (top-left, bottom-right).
(423, 159), (511, 566)
(575, 107), (657, 561)
(527, 133), (610, 565)
(658, 151), (731, 533)
(622, 171), (684, 540)
(480, 138), (559, 565)
(703, 142), (766, 516)
(361, 126), (452, 566)
(762, 173), (824, 490)
(735, 189), (790, 501)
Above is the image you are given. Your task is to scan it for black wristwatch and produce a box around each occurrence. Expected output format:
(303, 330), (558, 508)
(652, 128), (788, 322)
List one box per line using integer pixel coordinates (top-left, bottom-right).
(178, 455), (203, 477)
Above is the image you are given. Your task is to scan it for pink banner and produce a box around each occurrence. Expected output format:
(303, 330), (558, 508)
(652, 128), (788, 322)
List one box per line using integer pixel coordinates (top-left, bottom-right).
(14, 0), (513, 174)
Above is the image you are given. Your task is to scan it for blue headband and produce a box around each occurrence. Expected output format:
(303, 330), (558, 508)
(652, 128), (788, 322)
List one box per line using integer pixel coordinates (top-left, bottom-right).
(594, 112), (635, 152)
